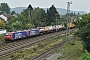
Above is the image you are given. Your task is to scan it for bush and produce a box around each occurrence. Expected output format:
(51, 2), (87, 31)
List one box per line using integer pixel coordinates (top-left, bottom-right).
(80, 50), (90, 60)
(76, 14), (90, 52)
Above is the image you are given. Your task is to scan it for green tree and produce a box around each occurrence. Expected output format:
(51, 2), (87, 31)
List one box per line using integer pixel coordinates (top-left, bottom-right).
(46, 4), (60, 26)
(5, 14), (29, 30)
(21, 4), (33, 18)
(11, 11), (16, 15)
(21, 4), (33, 27)
(28, 4), (33, 24)
(5, 16), (18, 31)
(31, 7), (46, 27)
(27, 4), (33, 11)
(76, 13), (90, 52)
(21, 9), (29, 18)
(0, 3), (10, 14)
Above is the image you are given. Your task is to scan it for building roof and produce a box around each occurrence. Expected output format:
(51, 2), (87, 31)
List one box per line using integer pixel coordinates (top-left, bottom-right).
(0, 14), (7, 21)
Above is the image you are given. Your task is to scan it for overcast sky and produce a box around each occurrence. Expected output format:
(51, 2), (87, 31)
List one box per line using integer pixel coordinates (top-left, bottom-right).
(0, 0), (90, 13)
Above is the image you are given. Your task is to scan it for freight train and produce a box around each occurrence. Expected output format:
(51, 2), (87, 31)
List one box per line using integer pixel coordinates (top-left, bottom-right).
(5, 23), (74, 41)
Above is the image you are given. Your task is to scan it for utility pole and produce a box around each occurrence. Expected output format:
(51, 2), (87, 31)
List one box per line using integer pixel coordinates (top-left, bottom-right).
(66, 1), (72, 42)
(55, 14), (58, 32)
(28, 4), (32, 24)
(56, 16), (57, 32)
(28, 8), (31, 24)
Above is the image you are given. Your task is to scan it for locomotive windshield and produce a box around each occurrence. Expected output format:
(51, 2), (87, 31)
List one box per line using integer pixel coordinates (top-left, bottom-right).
(5, 33), (11, 36)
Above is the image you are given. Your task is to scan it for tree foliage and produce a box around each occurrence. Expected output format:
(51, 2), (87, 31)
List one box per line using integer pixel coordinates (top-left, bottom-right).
(46, 4), (60, 26)
(11, 11), (16, 15)
(4, 4), (61, 31)
(0, 19), (5, 28)
(21, 5), (46, 27)
(76, 13), (90, 52)
(0, 3), (10, 14)
(65, 12), (77, 17)
(27, 4), (33, 11)
(21, 4), (33, 18)
(80, 50), (90, 60)
(31, 7), (46, 27)
(5, 14), (30, 31)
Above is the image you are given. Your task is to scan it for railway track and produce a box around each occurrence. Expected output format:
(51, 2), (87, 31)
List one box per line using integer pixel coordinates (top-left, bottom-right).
(30, 28), (77, 60)
(0, 28), (77, 58)
(0, 30), (66, 58)
(30, 40), (66, 60)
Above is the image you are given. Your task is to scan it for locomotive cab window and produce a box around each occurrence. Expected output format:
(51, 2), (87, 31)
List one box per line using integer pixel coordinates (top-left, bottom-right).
(5, 33), (11, 36)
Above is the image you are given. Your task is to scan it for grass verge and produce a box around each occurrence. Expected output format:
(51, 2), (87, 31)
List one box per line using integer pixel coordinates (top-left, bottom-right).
(57, 33), (83, 60)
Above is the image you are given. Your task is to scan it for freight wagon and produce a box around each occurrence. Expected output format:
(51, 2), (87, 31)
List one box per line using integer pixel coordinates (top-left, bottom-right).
(37, 27), (45, 34)
(68, 23), (75, 28)
(30, 29), (39, 36)
(44, 26), (49, 33)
